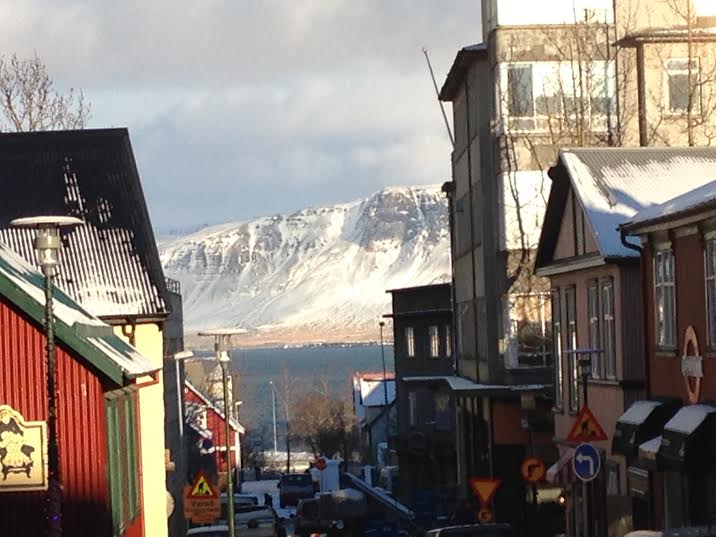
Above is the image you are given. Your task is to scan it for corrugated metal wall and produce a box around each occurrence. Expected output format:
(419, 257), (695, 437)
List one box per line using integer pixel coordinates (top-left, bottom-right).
(0, 297), (112, 536)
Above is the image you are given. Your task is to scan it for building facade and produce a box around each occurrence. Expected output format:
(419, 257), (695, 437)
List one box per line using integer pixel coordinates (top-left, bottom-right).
(386, 283), (457, 510)
(352, 372), (396, 465)
(0, 243), (159, 537)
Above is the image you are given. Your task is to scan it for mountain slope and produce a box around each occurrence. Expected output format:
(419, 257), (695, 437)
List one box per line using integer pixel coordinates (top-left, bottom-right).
(160, 186), (450, 344)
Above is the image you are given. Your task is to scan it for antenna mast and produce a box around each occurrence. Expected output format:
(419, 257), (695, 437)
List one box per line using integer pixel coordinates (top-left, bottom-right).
(422, 47), (454, 148)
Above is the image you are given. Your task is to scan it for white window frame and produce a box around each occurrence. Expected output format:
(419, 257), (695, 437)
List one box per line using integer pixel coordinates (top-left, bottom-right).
(429, 325), (440, 358)
(706, 240), (716, 347)
(587, 281), (600, 378)
(602, 278), (616, 379)
(405, 326), (416, 357)
(655, 249), (676, 348)
(665, 58), (702, 115)
(551, 289), (563, 409)
(565, 286), (579, 411)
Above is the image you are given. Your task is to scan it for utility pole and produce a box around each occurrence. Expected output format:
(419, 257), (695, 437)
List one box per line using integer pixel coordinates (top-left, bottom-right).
(422, 47), (454, 148)
(379, 321), (390, 448)
(269, 381), (278, 454)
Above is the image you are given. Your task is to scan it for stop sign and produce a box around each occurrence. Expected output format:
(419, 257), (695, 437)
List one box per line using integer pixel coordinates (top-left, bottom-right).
(315, 458), (327, 471)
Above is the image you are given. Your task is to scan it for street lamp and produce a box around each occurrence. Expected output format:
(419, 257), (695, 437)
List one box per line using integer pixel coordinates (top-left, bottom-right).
(198, 328), (246, 537)
(269, 381), (278, 455)
(11, 215), (83, 537)
(378, 321), (391, 464)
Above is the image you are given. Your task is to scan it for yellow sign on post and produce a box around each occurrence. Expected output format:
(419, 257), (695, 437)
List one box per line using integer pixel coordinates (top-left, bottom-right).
(184, 471), (220, 524)
(0, 405), (48, 492)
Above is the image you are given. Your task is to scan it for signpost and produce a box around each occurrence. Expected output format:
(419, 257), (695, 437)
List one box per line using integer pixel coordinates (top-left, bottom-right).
(468, 477), (501, 521)
(572, 443), (601, 482)
(184, 471), (220, 525)
(520, 456), (546, 483)
(566, 405), (608, 443)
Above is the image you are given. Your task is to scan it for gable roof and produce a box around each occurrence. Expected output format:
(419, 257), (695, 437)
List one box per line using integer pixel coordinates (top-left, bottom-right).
(536, 147), (716, 267)
(0, 242), (158, 385)
(622, 179), (716, 232)
(185, 380), (244, 433)
(0, 128), (167, 319)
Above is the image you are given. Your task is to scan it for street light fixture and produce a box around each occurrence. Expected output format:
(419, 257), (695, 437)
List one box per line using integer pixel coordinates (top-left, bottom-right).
(11, 215), (83, 537)
(198, 328), (246, 537)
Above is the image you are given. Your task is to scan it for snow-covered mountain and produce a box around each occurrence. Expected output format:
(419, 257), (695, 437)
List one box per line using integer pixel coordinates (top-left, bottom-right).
(160, 186), (450, 344)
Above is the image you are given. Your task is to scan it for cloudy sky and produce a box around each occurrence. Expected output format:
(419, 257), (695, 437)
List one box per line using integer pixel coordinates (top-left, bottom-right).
(0, 1), (480, 232)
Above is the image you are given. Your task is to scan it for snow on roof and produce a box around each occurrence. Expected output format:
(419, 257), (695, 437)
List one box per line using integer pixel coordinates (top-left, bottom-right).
(624, 179), (716, 230)
(355, 376), (396, 407)
(401, 375), (549, 393)
(185, 380), (244, 433)
(617, 400), (663, 425)
(638, 435), (662, 456)
(664, 404), (716, 434)
(0, 242), (157, 380)
(342, 473), (414, 519)
(559, 148), (716, 258)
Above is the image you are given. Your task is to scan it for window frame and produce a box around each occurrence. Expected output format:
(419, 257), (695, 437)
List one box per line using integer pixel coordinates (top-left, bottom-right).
(705, 239), (716, 347)
(429, 325), (440, 358)
(405, 326), (416, 358)
(602, 277), (616, 379)
(587, 280), (600, 379)
(665, 57), (702, 115)
(654, 249), (677, 349)
(565, 286), (579, 411)
(408, 391), (417, 428)
(507, 64), (535, 118)
(551, 289), (564, 410)
(445, 324), (453, 358)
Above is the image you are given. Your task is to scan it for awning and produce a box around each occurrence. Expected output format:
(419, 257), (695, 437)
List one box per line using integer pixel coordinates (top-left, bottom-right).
(657, 404), (716, 471)
(546, 449), (574, 485)
(612, 399), (680, 458)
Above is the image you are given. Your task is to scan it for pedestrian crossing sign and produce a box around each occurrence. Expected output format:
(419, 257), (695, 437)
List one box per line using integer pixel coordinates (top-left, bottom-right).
(566, 405), (608, 443)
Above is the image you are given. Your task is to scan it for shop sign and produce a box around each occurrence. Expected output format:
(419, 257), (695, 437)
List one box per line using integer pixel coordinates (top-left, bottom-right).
(0, 405), (47, 492)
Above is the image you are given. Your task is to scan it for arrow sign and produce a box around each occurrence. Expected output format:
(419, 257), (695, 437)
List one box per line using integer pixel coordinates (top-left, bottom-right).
(468, 477), (502, 506)
(566, 405), (608, 443)
(572, 443), (601, 482)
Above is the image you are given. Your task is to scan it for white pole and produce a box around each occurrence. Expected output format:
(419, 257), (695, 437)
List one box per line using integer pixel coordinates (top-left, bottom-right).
(270, 381), (278, 454)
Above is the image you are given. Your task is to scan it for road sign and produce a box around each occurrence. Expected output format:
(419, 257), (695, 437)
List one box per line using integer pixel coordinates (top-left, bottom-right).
(477, 507), (494, 523)
(520, 456), (546, 483)
(184, 471), (220, 524)
(468, 477), (502, 506)
(315, 457), (327, 471)
(566, 405), (608, 443)
(573, 443), (601, 482)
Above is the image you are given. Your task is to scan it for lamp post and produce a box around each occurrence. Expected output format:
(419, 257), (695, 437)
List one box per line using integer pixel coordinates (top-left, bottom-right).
(269, 381), (278, 455)
(173, 350), (194, 448)
(198, 328), (246, 537)
(378, 321), (390, 457)
(11, 215), (83, 537)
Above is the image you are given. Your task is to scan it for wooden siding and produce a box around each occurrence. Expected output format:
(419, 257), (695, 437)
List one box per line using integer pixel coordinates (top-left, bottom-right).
(184, 388), (239, 473)
(553, 188), (600, 262)
(619, 265), (645, 382)
(0, 297), (112, 537)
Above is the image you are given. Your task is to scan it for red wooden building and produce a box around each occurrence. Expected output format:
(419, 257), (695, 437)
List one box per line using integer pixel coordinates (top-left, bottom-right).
(184, 381), (243, 476)
(0, 243), (159, 537)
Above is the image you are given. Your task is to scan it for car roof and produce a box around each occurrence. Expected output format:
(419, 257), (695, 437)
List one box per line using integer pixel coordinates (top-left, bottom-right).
(187, 525), (229, 534)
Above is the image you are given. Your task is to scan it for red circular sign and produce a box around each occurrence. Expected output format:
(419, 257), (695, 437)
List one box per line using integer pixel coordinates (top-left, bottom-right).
(315, 458), (327, 471)
(477, 507), (493, 523)
(521, 456), (546, 483)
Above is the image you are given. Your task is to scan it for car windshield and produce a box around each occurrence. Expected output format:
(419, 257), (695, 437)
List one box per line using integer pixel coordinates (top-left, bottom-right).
(282, 474), (312, 486)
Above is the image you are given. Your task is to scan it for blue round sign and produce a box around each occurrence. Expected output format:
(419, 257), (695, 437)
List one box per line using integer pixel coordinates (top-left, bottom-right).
(572, 443), (601, 482)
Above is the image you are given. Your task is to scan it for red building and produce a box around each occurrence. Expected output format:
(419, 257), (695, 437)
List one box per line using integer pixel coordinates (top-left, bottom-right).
(184, 381), (243, 476)
(0, 243), (159, 536)
(618, 171), (716, 529)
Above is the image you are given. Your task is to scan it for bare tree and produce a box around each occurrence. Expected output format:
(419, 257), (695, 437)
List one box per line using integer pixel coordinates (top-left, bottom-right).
(276, 361), (299, 472)
(0, 52), (90, 132)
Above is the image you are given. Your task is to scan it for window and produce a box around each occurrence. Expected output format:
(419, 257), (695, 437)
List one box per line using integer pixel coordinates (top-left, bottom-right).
(706, 240), (716, 346)
(429, 325), (440, 357)
(408, 391), (417, 427)
(602, 279), (616, 379)
(587, 281), (600, 378)
(435, 394), (451, 431)
(405, 327), (415, 357)
(655, 250), (676, 348)
(551, 289), (563, 408)
(565, 286), (579, 411)
(508, 65), (534, 117)
(446, 324), (452, 357)
(666, 58), (701, 114)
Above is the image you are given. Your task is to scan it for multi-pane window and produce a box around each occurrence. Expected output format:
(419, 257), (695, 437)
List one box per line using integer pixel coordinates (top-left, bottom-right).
(408, 391), (417, 427)
(435, 394), (451, 431)
(445, 325), (452, 357)
(405, 326), (416, 357)
(706, 240), (716, 346)
(587, 282), (600, 378)
(565, 286), (578, 411)
(508, 64), (534, 117)
(429, 325), (440, 358)
(551, 289), (563, 408)
(666, 58), (701, 114)
(602, 279), (616, 379)
(655, 250), (676, 348)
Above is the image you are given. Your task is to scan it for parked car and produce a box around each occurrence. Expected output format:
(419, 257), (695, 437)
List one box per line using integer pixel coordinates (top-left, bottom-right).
(278, 473), (315, 507)
(221, 492), (260, 514)
(425, 524), (513, 537)
(234, 505), (285, 537)
(187, 525), (232, 537)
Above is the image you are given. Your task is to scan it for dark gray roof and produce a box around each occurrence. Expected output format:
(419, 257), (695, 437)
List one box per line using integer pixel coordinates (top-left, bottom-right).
(439, 43), (487, 101)
(0, 128), (167, 319)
